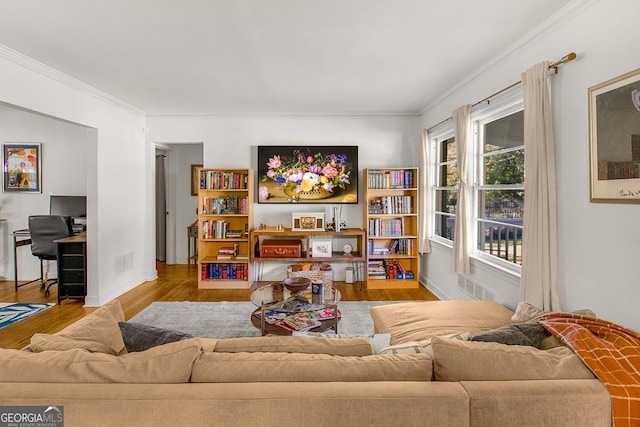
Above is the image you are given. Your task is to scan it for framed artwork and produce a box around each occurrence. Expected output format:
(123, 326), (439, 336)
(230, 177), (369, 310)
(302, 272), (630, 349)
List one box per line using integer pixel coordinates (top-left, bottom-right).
(3, 143), (41, 193)
(291, 212), (325, 231)
(191, 164), (203, 196)
(589, 68), (640, 203)
(311, 237), (332, 258)
(257, 145), (358, 203)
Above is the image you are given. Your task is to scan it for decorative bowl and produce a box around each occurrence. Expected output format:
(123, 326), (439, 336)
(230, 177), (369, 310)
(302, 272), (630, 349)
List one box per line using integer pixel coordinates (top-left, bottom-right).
(283, 277), (311, 294)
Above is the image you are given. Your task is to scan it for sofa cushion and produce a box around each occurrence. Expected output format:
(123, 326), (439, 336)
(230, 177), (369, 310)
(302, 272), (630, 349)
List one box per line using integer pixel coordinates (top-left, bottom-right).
(0, 339), (201, 383)
(292, 332), (391, 354)
(191, 352), (432, 382)
(510, 301), (546, 322)
(119, 322), (193, 352)
(53, 299), (126, 355)
(469, 322), (546, 346)
(377, 332), (470, 356)
(371, 300), (514, 345)
(431, 336), (595, 382)
(29, 334), (116, 355)
(511, 301), (597, 323)
(213, 336), (374, 356)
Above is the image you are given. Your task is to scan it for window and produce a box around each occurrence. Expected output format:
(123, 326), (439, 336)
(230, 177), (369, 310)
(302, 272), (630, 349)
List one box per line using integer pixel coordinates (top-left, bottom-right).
(434, 135), (456, 241)
(475, 108), (524, 266)
(429, 88), (524, 271)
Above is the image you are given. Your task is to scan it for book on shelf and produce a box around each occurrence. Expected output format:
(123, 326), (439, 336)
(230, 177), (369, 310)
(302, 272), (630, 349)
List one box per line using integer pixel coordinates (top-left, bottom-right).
(200, 170), (248, 190)
(201, 196), (248, 215)
(201, 262), (248, 280)
(367, 169), (416, 189)
(368, 196), (414, 215)
(217, 244), (239, 258)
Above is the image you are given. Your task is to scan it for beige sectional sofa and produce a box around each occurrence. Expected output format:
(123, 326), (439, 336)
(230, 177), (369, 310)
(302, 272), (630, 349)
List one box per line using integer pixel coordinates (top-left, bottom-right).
(0, 299), (612, 426)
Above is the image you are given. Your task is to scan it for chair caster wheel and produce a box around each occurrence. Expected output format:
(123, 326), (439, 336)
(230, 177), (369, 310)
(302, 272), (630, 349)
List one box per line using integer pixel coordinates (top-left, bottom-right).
(44, 290), (50, 297)
(40, 284), (45, 290)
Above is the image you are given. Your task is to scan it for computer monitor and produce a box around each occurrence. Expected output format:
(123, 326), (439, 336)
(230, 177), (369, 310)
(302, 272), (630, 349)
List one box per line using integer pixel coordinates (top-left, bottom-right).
(50, 195), (87, 231)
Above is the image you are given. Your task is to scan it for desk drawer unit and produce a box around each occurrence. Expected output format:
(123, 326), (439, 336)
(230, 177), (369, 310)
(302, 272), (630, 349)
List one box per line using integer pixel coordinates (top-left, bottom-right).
(260, 240), (302, 258)
(57, 241), (87, 303)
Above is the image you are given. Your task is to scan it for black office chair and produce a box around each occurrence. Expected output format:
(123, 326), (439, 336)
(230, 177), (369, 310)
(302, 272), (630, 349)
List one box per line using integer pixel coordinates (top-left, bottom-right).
(28, 215), (74, 296)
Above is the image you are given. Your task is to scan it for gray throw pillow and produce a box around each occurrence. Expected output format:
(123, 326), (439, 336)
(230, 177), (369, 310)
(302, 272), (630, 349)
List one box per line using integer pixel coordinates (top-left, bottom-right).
(469, 322), (546, 347)
(118, 321), (193, 353)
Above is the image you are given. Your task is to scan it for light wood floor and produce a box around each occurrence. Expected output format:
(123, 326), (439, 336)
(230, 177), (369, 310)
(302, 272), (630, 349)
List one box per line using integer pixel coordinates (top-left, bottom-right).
(0, 262), (437, 349)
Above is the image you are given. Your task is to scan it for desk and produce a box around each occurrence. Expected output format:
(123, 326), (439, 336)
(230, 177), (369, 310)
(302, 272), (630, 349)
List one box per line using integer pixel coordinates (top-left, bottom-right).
(54, 232), (87, 304)
(12, 229), (40, 290)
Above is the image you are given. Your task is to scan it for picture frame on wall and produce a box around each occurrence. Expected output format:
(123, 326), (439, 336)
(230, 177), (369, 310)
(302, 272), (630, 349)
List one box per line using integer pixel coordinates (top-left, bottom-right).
(291, 212), (325, 231)
(589, 68), (640, 203)
(257, 145), (358, 204)
(2, 143), (42, 193)
(191, 164), (203, 196)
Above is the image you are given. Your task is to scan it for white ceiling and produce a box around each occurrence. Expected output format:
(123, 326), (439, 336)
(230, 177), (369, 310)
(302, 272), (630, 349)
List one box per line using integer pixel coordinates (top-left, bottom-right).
(0, 0), (574, 115)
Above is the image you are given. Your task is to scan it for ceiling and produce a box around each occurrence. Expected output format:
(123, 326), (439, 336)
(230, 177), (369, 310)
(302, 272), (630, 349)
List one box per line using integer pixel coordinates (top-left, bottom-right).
(0, 0), (574, 116)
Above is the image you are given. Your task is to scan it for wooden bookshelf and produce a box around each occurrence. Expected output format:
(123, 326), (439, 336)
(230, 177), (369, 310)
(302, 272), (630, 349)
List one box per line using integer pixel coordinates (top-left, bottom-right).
(363, 168), (420, 289)
(197, 168), (253, 289)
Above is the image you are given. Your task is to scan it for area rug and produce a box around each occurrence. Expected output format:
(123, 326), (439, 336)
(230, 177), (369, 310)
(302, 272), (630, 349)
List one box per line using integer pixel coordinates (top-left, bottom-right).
(129, 301), (401, 338)
(0, 302), (55, 330)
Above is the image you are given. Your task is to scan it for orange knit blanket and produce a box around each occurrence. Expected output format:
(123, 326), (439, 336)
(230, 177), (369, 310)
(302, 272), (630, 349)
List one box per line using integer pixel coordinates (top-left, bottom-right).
(539, 313), (640, 427)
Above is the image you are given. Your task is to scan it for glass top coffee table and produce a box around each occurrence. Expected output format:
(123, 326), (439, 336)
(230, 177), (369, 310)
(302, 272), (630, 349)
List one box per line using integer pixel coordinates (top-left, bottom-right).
(250, 282), (341, 336)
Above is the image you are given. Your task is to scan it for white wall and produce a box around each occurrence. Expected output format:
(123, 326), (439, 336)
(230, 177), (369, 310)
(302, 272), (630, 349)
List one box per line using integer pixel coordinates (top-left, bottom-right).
(147, 115), (420, 280)
(0, 110), (88, 281)
(420, 0), (640, 331)
(0, 49), (148, 306)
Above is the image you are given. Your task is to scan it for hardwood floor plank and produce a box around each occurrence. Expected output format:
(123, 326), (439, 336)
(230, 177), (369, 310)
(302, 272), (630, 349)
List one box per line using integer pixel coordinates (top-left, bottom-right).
(0, 262), (437, 349)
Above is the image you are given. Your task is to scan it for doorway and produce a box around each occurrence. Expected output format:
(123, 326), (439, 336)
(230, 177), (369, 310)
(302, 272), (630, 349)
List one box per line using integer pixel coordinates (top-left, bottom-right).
(154, 143), (203, 266)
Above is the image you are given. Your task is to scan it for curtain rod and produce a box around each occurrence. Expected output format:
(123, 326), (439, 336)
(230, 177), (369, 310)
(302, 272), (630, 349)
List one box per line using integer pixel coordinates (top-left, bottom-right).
(426, 52), (577, 132)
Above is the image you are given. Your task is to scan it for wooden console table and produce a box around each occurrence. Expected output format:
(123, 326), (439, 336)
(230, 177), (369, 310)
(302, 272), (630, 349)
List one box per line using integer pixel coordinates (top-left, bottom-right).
(250, 227), (366, 288)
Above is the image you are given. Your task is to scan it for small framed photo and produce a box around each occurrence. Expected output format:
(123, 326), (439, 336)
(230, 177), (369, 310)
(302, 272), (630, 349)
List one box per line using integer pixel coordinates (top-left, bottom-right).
(3, 143), (41, 193)
(191, 164), (203, 196)
(311, 237), (332, 258)
(291, 212), (325, 231)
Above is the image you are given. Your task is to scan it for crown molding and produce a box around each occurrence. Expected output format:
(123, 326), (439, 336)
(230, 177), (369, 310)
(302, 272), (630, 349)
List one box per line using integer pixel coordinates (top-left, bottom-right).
(146, 111), (420, 119)
(0, 44), (145, 115)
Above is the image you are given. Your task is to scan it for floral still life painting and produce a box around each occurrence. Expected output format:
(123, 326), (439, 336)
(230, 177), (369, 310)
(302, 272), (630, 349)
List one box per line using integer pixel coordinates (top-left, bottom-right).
(257, 146), (358, 203)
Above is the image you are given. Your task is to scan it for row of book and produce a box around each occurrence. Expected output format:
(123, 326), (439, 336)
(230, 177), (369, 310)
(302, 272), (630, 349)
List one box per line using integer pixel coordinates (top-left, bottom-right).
(201, 196), (248, 215)
(368, 195), (414, 215)
(367, 169), (415, 189)
(200, 170), (248, 190)
(368, 239), (414, 256)
(367, 259), (415, 280)
(201, 262), (249, 280)
(201, 220), (240, 239)
(367, 218), (405, 237)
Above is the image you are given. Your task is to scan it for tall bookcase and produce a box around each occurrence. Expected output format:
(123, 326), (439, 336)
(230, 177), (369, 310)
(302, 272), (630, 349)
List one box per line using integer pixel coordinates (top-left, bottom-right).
(363, 168), (419, 289)
(197, 168), (253, 289)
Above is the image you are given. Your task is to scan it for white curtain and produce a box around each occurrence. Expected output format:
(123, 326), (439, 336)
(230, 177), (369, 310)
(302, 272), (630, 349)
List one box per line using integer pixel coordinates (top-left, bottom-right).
(450, 104), (472, 274)
(418, 128), (431, 254)
(520, 61), (561, 311)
